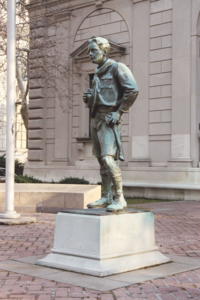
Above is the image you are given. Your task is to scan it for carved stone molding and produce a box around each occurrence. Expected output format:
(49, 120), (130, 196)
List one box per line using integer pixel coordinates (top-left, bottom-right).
(77, 143), (85, 161)
(96, 0), (103, 8)
(76, 138), (92, 161)
(55, 10), (71, 21)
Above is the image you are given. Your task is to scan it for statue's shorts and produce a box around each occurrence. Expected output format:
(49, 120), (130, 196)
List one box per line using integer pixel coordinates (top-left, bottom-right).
(91, 112), (122, 159)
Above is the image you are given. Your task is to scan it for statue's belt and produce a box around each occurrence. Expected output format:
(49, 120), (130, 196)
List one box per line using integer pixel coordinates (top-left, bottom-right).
(92, 112), (122, 125)
(93, 112), (114, 121)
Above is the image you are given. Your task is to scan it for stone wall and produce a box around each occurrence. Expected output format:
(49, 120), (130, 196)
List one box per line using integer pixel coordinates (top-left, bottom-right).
(25, 0), (200, 200)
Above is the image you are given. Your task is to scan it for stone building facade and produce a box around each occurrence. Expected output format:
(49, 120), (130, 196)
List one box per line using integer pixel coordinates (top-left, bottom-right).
(25, 0), (200, 199)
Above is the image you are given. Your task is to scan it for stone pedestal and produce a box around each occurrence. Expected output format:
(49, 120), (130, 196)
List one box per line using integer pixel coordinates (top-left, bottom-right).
(36, 209), (170, 277)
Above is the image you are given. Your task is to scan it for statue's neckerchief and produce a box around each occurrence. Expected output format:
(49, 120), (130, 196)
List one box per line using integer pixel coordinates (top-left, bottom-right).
(95, 58), (114, 75)
(91, 59), (115, 114)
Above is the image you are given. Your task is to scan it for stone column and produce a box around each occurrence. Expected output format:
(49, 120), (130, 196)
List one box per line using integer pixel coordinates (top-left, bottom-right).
(190, 2), (200, 167)
(129, 0), (151, 167)
(168, 0), (192, 167)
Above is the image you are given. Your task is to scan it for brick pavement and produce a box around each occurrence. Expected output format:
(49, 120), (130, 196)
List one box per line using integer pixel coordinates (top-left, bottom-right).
(0, 201), (200, 299)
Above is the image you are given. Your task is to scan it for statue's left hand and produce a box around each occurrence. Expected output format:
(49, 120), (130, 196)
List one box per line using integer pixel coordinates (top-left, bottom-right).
(108, 111), (122, 125)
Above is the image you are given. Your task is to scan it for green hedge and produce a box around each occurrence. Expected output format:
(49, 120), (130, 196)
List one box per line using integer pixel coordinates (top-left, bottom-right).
(14, 159), (24, 176)
(15, 175), (43, 183)
(14, 176), (91, 184)
(59, 177), (89, 184)
(0, 154), (24, 175)
(0, 154), (5, 169)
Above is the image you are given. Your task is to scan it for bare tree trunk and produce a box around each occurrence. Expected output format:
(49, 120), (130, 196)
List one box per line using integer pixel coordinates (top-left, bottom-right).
(16, 60), (28, 130)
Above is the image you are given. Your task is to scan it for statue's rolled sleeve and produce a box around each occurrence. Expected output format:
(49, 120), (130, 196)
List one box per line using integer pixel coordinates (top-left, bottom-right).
(116, 63), (139, 113)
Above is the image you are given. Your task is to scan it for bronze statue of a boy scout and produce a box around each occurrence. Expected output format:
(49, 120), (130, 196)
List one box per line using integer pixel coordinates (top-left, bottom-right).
(83, 37), (139, 212)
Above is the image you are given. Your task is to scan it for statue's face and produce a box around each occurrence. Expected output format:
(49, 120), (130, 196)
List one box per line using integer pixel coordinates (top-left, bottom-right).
(88, 42), (105, 64)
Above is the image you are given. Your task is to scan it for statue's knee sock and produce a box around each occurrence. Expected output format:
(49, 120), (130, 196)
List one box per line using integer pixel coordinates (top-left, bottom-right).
(109, 168), (123, 196)
(101, 156), (123, 196)
(100, 166), (112, 198)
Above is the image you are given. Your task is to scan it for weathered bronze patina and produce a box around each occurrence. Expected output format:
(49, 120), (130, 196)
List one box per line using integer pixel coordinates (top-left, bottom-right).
(83, 37), (139, 212)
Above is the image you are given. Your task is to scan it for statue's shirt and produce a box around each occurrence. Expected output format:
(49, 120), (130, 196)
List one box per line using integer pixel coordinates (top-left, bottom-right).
(89, 59), (139, 115)
(86, 59), (139, 161)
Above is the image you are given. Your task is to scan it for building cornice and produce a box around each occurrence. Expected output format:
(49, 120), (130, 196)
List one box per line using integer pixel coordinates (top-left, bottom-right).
(26, 0), (112, 12)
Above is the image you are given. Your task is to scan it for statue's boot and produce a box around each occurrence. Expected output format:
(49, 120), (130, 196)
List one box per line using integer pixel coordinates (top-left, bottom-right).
(107, 172), (127, 212)
(87, 168), (113, 208)
(107, 193), (127, 212)
(87, 191), (113, 208)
